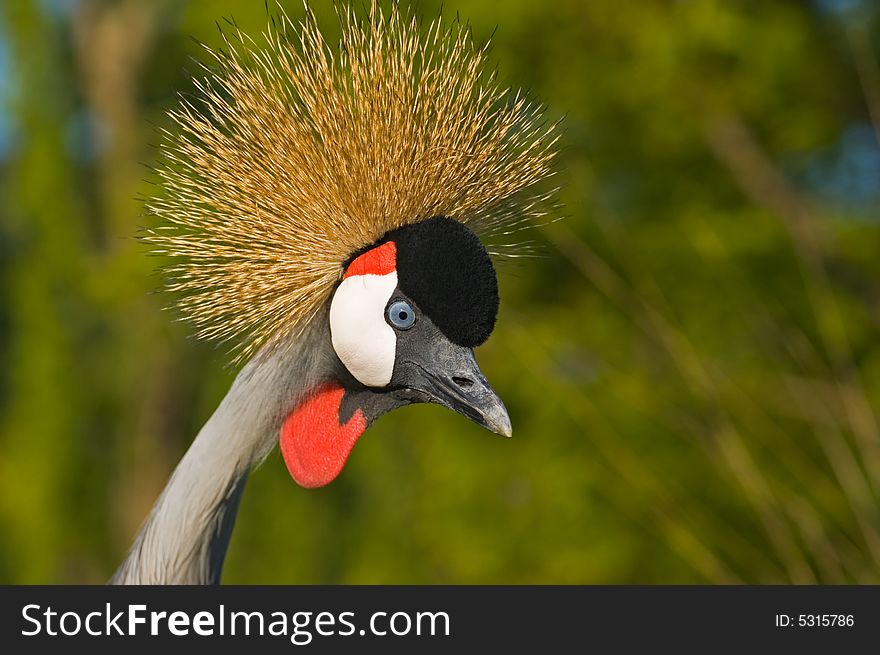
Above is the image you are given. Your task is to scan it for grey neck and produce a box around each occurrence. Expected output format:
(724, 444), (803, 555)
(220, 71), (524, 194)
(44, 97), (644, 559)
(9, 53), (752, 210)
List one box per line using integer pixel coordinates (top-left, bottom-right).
(111, 319), (333, 584)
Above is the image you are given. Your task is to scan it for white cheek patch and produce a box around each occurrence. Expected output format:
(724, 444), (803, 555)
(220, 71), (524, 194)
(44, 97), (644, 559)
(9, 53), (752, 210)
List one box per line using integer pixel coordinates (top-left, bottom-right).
(329, 271), (398, 387)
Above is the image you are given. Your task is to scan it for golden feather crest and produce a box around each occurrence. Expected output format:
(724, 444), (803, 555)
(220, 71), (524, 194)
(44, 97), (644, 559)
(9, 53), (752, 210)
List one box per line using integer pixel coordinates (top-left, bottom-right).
(146, 2), (559, 361)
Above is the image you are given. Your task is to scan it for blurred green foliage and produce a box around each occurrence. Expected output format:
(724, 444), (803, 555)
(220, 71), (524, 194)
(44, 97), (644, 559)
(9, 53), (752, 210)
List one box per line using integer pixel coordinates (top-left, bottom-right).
(1, 0), (880, 583)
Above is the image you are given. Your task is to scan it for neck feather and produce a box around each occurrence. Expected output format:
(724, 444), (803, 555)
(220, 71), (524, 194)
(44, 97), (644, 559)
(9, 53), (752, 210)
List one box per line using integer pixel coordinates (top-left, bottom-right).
(111, 318), (332, 584)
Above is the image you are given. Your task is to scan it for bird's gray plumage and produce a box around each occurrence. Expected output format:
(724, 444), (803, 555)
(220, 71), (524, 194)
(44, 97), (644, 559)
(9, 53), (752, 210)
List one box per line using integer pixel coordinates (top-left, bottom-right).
(111, 316), (333, 584)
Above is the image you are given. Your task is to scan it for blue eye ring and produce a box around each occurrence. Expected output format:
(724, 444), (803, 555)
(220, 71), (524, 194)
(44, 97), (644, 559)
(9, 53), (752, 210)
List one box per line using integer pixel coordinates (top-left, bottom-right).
(386, 299), (416, 330)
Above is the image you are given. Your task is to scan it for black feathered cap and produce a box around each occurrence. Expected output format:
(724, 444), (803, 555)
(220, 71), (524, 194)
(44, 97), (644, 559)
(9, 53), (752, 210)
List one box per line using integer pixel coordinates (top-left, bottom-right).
(373, 216), (499, 348)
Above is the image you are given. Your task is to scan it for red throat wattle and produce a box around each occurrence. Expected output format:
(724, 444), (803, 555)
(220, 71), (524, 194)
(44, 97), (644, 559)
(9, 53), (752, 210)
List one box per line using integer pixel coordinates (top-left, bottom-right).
(281, 240), (397, 488)
(279, 384), (367, 488)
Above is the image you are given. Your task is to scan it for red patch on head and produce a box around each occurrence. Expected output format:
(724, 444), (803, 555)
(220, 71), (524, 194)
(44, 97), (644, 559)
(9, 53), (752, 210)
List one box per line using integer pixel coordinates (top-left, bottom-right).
(279, 384), (367, 488)
(343, 241), (397, 279)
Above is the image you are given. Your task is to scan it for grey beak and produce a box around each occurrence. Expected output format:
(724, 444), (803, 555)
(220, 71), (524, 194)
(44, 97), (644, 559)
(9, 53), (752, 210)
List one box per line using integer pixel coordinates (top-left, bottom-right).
(444, 349), (512, 437)
(397, 338), (512, 438)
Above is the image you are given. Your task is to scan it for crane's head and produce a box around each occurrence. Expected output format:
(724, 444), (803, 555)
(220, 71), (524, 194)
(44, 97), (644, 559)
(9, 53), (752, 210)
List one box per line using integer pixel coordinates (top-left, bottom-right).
(330, 216), (507, 434)
(145, 4), (558, 488)
(279, 216), (509, 487)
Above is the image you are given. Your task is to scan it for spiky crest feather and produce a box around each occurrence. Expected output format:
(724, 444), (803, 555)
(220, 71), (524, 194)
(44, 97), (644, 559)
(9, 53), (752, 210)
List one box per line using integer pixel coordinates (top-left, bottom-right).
(146, 2), (559, 361)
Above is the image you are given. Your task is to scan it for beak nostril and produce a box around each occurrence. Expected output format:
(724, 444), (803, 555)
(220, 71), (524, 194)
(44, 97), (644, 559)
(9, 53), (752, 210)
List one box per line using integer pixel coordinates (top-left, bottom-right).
(452, 376), (475, 389)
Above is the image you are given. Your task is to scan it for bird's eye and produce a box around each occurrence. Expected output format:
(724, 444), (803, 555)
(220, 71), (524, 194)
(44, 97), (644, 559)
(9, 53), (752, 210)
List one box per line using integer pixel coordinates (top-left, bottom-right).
(386, 299), (416, 330)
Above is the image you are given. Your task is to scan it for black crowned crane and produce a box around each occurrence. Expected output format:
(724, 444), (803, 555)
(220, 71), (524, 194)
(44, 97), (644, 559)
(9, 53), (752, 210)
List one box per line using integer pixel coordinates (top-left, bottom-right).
(112, 3), (558, 584)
